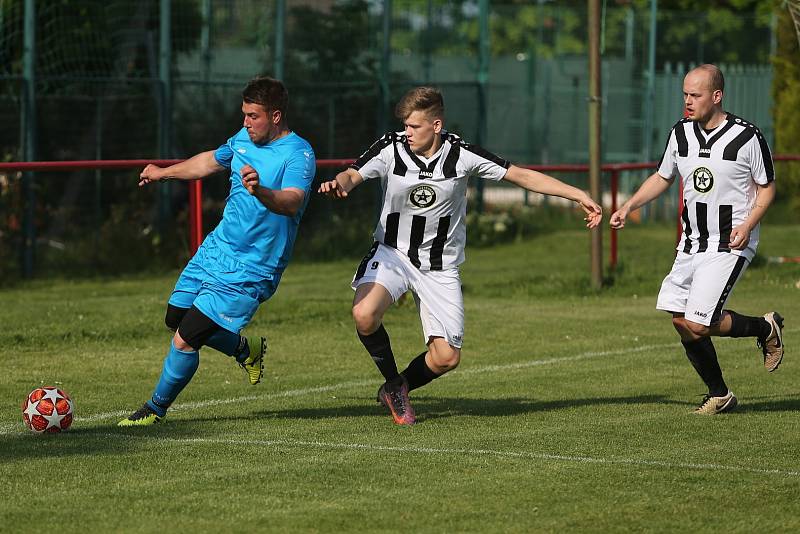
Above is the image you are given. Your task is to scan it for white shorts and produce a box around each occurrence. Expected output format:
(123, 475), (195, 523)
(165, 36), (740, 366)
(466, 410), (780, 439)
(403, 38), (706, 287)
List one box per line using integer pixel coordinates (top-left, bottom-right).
(656, 251), (749, 326)
(352, 243), (465, 348)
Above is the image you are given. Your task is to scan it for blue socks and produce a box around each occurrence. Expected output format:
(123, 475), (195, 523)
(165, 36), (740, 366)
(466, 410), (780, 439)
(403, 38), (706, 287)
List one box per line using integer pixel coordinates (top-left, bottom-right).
(205, 329), (250, 363)
(145, 331), (250, 417)
(147, 342), (200, 417)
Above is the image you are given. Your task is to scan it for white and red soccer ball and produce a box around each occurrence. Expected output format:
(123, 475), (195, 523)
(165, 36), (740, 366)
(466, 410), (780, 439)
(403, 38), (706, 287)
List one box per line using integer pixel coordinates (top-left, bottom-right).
(22, 387), (74, 433)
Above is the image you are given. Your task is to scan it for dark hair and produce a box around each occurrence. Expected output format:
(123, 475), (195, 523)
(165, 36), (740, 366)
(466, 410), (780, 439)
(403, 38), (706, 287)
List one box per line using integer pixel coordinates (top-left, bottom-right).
(242, 76), (288, 114)
(395, 86), (444, 121)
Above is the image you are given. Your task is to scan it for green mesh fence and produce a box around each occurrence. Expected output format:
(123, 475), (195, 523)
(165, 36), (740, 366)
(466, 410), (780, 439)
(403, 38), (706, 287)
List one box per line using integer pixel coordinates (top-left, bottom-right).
(0, 0), (783, 280)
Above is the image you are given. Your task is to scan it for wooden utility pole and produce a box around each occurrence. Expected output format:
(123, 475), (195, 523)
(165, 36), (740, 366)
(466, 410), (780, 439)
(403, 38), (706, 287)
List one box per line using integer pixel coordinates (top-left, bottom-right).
(588, 0), (603, 288)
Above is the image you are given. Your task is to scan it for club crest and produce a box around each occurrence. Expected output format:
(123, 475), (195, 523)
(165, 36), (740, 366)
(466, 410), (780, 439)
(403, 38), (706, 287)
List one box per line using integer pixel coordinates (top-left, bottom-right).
(692, 166), (714, 193)
(410, 185), (436, 208)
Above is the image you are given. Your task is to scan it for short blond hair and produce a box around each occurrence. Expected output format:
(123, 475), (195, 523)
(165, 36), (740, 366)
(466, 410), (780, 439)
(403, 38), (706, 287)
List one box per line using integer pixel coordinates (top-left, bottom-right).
(395, 86), (444, 121)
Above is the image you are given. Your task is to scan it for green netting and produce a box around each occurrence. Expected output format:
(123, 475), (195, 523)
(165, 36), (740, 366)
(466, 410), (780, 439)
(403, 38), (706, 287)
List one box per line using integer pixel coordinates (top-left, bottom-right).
(0, 0), (785, 280)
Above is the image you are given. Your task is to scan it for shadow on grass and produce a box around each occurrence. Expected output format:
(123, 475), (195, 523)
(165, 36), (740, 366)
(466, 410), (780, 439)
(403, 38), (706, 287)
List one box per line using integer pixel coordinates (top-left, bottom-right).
(5, 392), (793, 460)
(0, 423), (212, 463)
(237, 393), (683, 423)
(731, 393), (800, 413)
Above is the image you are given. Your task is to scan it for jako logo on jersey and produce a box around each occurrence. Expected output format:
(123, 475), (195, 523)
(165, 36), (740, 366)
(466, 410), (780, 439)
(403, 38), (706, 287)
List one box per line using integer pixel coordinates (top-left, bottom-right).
(409, 185), (436, 208)
(692, 166), (714, 193)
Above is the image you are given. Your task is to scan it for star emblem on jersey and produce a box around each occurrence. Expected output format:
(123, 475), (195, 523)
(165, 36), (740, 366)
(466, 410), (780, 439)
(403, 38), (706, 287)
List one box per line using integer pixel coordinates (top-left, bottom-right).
(692, 166), (714, 193)
(409, 185), (436, 208)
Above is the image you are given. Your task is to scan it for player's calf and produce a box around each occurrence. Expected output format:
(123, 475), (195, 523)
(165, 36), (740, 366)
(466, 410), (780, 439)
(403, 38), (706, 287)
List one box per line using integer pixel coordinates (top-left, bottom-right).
(725, 310), (784, 371)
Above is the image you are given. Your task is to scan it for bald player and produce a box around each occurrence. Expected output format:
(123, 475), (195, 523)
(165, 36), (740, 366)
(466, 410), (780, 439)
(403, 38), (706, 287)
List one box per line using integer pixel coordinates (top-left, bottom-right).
(610, 64), (784, 415)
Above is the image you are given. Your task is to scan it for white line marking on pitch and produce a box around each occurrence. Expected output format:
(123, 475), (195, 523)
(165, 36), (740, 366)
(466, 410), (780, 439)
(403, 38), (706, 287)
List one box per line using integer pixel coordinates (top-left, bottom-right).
(0, 343), (672, 435)
(107, 434), (800, 478)
(87, 343), (678, 422)
(0, 332), (792, 435)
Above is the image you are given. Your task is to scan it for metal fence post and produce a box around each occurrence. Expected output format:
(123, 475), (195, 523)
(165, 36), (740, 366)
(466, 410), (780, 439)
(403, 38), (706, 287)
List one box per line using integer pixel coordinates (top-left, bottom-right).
(376, 0), (392, 218)
(274, 0), (285, 80)
(21, 0), (37, 278)
(378, 0), (392, 136)
(476, 0), (490, 214)
(641, 0), (657, 162)
(94, 97), (104, 267)
(423, 0), (433, 83)
(158, 0), (173, 233)
(201, 0), (212, 108)
(588, 0), (603, 288)
(610, 168), (619, 270)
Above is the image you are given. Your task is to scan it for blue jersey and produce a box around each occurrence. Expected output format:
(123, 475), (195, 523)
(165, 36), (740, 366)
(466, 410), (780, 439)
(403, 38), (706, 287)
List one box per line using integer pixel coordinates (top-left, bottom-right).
(210, 129), (316, 276)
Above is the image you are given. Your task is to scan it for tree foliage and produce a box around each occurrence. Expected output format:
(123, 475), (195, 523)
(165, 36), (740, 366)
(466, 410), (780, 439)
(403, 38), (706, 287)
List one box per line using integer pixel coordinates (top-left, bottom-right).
(0, 0), (201, 80)
(772, 4), (800, 216)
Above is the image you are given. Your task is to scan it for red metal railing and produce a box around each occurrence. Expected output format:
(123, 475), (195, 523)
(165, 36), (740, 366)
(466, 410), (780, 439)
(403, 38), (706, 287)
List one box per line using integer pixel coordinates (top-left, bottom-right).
(2, 156), (798, 270)
(0, 158), (356, 257)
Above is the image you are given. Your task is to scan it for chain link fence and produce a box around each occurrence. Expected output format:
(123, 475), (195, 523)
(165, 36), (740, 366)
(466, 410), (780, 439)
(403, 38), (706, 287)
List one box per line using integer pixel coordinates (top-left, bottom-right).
(0, 0), (782, 281)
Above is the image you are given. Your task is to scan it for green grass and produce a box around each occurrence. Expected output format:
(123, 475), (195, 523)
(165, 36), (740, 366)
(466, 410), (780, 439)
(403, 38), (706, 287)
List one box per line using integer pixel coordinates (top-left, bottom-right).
(1, 224), (799, 533)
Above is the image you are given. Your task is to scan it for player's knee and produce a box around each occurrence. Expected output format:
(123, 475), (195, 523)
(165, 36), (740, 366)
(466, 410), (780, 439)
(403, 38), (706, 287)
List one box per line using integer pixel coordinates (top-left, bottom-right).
(673, 316), (709, 337)
(352, 303), (380, 334)
(172, 330), (195, 352)
(685, 320), (710, 337)
(429, 345), (461, 372)
(165, 304), (189, 331)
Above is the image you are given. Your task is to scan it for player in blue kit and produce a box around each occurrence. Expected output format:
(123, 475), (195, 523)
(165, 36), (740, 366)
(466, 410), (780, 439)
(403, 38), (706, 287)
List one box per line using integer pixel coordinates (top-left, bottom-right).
(119, 76), (316, 426)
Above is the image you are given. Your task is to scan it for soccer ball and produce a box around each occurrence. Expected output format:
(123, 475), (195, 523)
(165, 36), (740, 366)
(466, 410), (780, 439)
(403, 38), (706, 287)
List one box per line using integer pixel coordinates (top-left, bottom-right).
(21, 387), (74, 433)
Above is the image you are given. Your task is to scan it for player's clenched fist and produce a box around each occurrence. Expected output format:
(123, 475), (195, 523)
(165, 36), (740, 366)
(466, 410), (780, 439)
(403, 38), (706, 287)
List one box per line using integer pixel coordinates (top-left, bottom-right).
(138, 164), (166, 187)
(728, 224), (751, 250)
(609, 208), (629, 229)
(241, 164), (260, 195)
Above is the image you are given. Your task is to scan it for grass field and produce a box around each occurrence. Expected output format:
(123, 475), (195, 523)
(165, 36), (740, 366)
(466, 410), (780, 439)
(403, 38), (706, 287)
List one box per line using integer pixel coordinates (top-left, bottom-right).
(1, 224), (799, 533)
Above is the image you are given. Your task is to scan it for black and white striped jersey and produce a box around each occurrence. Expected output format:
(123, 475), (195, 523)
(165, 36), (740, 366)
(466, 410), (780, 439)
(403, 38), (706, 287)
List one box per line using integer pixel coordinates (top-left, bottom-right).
(351, 131), (510, 270)
(657, 113), (774, 261)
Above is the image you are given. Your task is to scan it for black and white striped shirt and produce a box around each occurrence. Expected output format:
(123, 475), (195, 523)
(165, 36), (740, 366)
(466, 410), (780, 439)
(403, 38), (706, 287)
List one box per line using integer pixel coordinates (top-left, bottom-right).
(657, 114), (774, 261)
(351, 131), (510, 270)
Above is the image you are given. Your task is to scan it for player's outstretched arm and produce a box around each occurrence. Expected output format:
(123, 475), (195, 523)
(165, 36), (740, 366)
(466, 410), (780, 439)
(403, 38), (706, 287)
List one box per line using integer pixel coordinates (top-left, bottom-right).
(138, 151), (224, 187)
(317, 168), (364, 200)
(609, 171), (673, 229)
(503, 165), (603, 228)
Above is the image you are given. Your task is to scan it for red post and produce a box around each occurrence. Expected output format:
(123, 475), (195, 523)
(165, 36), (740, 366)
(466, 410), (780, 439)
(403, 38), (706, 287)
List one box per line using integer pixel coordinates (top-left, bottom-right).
(610, 168), (619, 270)
(189, 180), (203, 254)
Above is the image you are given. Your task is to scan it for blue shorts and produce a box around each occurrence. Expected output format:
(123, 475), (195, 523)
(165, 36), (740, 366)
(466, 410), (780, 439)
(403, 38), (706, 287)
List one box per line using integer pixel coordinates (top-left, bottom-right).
(168, 238), (281, 333)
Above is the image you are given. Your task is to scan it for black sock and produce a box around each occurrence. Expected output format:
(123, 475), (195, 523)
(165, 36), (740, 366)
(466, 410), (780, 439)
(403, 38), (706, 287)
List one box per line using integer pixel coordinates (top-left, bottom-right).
(725, 310), (772, 339)
(682, 337), (728, 397)
(401, 351), (440, 392)
(357, 324), (399, 381)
